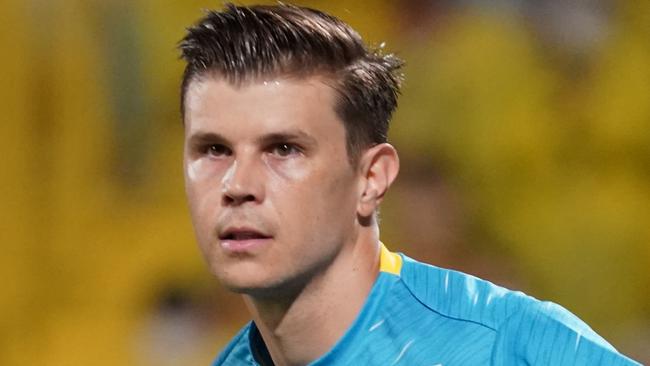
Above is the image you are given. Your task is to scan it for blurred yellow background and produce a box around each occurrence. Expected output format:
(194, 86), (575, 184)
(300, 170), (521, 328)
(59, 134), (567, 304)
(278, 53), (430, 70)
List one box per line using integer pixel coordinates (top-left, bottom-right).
(1, 0), (648, 364)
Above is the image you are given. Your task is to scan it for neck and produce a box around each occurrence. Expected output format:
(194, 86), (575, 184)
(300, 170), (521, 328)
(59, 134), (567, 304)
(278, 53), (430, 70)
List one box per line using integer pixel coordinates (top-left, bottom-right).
(243, 229), (381, 366)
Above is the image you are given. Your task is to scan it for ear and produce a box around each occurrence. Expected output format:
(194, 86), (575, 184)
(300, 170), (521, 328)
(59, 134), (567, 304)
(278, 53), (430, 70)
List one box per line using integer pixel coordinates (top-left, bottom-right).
(357, 143), (400, 218)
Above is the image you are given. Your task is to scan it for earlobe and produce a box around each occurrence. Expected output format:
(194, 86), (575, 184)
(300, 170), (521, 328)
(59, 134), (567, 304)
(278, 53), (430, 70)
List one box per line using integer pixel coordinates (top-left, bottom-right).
(357, 143), (400, 218)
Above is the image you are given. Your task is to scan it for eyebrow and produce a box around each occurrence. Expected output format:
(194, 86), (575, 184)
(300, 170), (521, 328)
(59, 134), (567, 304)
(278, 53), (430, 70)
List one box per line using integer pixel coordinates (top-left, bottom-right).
(187, 129), (318, 148)
(186, 132), (229, 148)
(257, 130), (318, 147)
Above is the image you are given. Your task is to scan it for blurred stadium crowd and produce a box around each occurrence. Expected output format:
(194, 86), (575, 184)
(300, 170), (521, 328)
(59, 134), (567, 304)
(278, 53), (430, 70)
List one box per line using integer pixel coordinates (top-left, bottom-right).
(1, 0), (648, 364)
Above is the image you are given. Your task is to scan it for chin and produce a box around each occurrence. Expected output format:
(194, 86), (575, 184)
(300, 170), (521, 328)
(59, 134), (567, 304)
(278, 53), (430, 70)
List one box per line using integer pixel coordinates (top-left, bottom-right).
(218, 272), (308, 300)
(215, 271), (275, 293)
(221, 281), (284, 299)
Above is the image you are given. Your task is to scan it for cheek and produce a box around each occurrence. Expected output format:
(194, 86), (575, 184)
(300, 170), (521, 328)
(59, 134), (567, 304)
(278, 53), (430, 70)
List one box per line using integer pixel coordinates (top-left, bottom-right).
(186, 158), (221, 183)
(263, 157), (310, 182)
(273, 164), (358, 223)
(263, 158), (314, 216)
(185, 158), (224, 220)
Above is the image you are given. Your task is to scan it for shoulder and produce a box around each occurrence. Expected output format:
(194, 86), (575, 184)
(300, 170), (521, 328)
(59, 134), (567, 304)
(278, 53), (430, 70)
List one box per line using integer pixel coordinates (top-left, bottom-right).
(397, 254), (641, 365)
(211, 322), (253, 366)
(398, 253), (537, 330)
(492, 300), (640, 365)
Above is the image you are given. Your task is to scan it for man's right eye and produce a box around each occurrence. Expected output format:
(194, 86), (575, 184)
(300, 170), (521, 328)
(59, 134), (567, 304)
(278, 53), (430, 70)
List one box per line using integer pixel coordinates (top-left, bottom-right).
(206, 144), (231, 157)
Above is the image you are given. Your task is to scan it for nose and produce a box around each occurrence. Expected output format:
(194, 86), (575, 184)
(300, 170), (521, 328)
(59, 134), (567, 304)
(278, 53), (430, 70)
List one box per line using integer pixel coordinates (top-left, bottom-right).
(221, 158), (264, 206)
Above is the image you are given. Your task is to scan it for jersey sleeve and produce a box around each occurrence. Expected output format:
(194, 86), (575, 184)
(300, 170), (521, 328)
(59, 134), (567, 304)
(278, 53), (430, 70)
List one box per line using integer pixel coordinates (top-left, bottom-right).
(490, 301), (641, 366)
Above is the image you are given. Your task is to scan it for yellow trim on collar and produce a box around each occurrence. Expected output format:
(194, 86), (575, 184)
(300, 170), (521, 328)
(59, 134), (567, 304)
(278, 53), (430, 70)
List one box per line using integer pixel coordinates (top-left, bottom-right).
(379, 243), (402, 276)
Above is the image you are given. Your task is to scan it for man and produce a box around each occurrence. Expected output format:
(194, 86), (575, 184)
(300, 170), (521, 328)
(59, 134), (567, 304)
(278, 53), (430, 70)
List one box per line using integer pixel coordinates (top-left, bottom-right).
(179, 4), (640, 366)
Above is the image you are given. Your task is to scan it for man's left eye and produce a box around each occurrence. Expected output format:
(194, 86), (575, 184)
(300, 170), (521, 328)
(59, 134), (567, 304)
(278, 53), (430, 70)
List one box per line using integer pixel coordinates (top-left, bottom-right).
(271, 143), (300, 157)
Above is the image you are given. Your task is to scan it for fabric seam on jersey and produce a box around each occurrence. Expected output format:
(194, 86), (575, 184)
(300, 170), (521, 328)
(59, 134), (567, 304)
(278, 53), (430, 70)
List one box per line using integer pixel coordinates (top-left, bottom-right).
(396, 253), (499, 332)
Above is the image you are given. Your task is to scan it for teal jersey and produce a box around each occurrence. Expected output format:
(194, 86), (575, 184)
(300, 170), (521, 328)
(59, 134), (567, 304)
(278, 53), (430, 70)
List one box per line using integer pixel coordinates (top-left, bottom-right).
(213, 245), (641, 365)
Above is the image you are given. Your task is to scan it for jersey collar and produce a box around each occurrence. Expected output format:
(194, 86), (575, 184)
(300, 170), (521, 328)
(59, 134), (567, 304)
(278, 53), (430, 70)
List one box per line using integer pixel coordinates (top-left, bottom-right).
(379, 242), (403, 276)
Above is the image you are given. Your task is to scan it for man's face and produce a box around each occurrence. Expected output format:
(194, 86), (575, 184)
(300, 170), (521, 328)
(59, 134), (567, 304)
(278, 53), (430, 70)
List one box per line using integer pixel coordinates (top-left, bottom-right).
(183, 76), (362, 296)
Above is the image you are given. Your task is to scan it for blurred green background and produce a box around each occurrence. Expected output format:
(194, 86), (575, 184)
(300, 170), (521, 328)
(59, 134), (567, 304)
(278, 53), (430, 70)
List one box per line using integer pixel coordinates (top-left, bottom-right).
(1, 0), (648, 364)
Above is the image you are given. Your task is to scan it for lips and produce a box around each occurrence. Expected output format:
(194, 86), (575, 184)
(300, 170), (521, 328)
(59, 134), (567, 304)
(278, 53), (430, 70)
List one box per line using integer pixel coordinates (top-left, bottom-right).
(218, 227), (272, 253)
(219, 228), (271, 241)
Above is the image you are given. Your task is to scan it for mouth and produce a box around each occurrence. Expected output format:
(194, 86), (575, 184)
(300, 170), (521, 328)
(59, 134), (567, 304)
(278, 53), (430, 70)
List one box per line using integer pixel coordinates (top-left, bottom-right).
(219, 228), (271, 241)
(218, 227), (273, 253)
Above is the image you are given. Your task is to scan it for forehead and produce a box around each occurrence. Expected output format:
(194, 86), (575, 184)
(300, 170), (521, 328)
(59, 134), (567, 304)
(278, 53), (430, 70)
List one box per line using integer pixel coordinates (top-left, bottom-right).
(184, 75), (343, 138)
